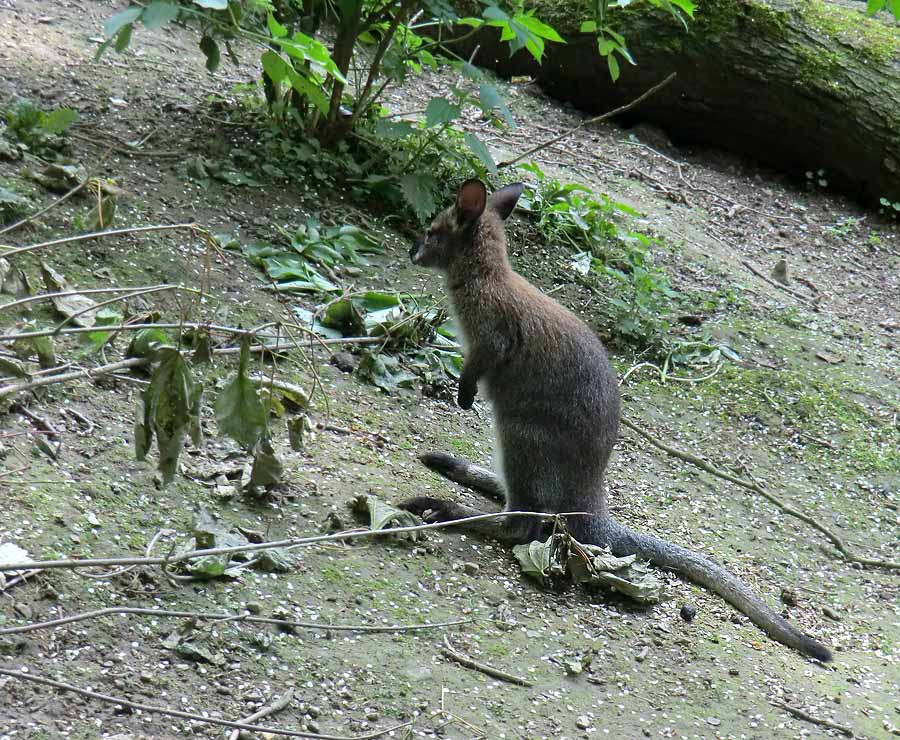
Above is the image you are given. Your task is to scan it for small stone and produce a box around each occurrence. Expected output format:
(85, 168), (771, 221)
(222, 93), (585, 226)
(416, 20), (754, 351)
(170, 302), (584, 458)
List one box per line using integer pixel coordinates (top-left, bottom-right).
(728, 668), (739, 676)
(575, 716), (591, 730)
(680, 604), (697, 622)
(780, 588), (799, 607)
(771, 259), (790, 285)
(306, 720), (320, 734)
(307, 705), (321, 719)
(706, 717), (721, 726)
(823, 606), (841, 621)
(331, 352), (356, 373)
(462, 562), (480, 576)
(245, 601), (264, 615)
(635, 646), (649, 663)
(365, 710), (380, 722)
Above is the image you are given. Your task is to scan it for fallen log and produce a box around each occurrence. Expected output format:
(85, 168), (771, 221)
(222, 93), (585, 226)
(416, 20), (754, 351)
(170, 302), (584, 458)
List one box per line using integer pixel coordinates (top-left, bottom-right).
(457, 0), (900, 206)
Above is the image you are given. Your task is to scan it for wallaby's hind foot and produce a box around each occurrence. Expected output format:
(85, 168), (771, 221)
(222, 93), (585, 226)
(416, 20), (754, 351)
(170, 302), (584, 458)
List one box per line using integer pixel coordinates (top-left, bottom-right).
(419, 452), (506, 502)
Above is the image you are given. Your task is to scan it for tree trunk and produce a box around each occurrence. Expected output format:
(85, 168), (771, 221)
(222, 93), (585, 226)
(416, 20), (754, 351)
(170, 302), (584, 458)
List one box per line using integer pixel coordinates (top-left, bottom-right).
(460, 0), (900, 206)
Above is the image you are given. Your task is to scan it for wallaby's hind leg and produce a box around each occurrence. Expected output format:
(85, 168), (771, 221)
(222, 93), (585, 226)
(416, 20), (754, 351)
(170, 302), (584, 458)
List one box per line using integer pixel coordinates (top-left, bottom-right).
(399, 496), (544, 545)
(419, 452), (506, 503)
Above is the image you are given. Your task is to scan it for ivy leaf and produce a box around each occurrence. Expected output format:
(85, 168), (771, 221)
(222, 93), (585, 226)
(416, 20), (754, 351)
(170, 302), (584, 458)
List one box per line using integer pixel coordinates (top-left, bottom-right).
(199, 35), (220, 72)
(215, 337), (267, 448)
(398, 173), (439, 222)
(424, 97), (461, 128)
(143, 1), (180, 29)
(114, 23), (133, 53)
(463, 133), (497, 175)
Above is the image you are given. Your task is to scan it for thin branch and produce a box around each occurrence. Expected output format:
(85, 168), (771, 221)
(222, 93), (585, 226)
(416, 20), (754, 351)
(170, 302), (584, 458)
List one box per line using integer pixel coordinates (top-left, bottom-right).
(229, 690), (295, 740)
(620, 416), (900, 570)
(0, 511), (590, 572)
(0, 668), (408, 740)
(0, 333), (379, 400)
(440, 634), (533, 687)
(0, 606), (472, 636)
(1, 284), (172, 313)
(498, 73), (677, 168)
(771, 699), (854, 737)
(52, 285), (200, 333)
(0, 223), (200, 260)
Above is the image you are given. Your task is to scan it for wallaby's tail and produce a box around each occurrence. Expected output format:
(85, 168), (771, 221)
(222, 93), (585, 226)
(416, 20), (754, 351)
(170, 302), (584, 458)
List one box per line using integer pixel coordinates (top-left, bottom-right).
(419, 451), (832, 662)
(599, 517), (832, 662)
(419, 452), (506, 503)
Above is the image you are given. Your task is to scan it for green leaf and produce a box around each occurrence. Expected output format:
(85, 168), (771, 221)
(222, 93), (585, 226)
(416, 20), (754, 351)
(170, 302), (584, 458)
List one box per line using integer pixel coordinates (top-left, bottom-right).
(478, 84), (515, 128)
(126, 328), (170, 358)
(247, 435), (283, 489)
(513, 538), (552, 580)
(424, 97), (461, 128)
(398, 173), (439, 222)
(214, 337), (267, 448)
(138, 347), (198, 485)
(114, 23), (133, 53)
(867, 0), (885, 12)
(607, 53), (620, 82)
(463, 132), (497, 175)
(580, 20), (598, 32)
(482, 6), (509, 21)
(143, 1), (179, 29)
(267, 12), (288, 38)
(199, 35), (220, 72)
(193, 0), (228, 8)
(261, 50), (290, 82)
(517, 13), (565, 43)
(104, 7), (142, 37)
(41, 108), (77, 135)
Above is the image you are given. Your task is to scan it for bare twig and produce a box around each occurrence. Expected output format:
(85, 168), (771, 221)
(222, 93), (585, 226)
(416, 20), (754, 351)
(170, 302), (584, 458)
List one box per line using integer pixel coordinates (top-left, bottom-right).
(51, 285), (200, 333)
(620, 416), (900, 570)
(1, 284), (174, 313)
(440, 634), (533, 687)
(229, 690), (295, 740)
(0, 223), (200, 260)
(0, 668), (408, 740)
(0, 511), (589, 573)
(498, 73), (676, 168)
(771, 699), (854, 737)
(0, 606), (472, 636)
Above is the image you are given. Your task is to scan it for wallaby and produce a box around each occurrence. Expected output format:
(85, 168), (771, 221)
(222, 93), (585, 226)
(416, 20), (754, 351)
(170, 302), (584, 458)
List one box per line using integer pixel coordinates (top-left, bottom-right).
(402, 178), (832, 662)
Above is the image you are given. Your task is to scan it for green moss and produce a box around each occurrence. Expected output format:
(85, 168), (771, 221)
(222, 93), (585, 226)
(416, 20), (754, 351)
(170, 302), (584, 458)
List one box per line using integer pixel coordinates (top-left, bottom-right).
(800, 0), (899, 63)
(694, 364), (899, 473)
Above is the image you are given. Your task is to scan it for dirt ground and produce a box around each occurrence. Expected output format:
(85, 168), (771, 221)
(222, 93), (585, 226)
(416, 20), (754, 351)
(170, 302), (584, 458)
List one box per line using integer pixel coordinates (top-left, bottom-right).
(1, 1), (898, 739)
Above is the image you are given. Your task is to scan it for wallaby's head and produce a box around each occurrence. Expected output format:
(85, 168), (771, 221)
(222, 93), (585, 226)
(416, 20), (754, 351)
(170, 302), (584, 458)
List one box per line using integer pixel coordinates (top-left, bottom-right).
(409, 179), (524, 271)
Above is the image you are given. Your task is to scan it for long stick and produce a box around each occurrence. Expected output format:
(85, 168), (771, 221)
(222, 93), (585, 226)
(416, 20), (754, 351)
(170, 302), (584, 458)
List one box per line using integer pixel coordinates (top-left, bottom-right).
(0, 511), (588, 572)
(0, 223), (199, 259)
(0, 668), (407, 740)
(0, 606), (471, 636)
(498, 73), (677, 168)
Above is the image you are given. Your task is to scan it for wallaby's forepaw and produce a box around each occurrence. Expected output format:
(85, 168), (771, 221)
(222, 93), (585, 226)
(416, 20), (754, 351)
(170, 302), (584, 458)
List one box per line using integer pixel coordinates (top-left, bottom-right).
(457, 388), (475, 410)
(399, 496), (456, 522)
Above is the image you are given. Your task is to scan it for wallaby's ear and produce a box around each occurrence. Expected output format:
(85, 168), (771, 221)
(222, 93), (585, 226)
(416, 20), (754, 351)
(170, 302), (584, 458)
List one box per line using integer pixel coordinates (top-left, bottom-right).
(455, 179), (487, 226)
(488, 183), (525, 221)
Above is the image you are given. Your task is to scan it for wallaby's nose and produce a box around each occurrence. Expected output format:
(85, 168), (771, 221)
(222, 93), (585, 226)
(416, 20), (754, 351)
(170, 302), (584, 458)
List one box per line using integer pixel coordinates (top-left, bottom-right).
(409, 237), (424, 264)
